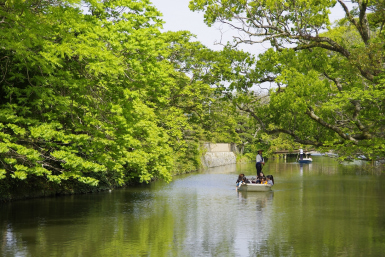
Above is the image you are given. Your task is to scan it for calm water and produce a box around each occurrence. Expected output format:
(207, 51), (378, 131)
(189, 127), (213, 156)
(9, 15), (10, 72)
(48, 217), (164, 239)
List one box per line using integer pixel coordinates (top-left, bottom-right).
(1, 156), (385, 257)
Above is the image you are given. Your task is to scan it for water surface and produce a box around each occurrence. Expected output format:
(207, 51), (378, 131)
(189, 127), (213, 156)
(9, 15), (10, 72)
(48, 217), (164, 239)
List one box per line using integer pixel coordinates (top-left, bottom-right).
(1, 156), (385, 256)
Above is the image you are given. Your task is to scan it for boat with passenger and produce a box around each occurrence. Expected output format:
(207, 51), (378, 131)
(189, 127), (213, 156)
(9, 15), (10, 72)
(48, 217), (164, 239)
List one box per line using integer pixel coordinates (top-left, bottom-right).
(236, 174), (274, 192)
(298, 157), (312, 164)
(237, 183), (272, 192)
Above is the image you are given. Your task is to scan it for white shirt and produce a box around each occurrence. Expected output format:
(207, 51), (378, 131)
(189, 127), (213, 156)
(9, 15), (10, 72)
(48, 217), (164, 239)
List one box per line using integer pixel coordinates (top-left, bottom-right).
(300, 149), (303, 154)
(256, 154), (263, 163)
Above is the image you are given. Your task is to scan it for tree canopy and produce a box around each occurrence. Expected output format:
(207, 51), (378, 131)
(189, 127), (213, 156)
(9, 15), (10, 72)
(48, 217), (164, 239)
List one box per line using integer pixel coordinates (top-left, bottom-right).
(0, 0), (246, 193)
(190, 0), (385, 160)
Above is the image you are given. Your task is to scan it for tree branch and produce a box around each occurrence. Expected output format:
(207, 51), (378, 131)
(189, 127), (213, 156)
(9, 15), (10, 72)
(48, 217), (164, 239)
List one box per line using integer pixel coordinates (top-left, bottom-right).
(305, 107), (359, 144)
(266, 128), (324, 146)
(337, 0), (370, 44)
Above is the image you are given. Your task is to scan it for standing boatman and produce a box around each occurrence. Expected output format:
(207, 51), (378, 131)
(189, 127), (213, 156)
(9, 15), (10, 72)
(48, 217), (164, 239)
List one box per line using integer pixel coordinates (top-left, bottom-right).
(256, 149), (265, 177)
(299, 147), (304, 160)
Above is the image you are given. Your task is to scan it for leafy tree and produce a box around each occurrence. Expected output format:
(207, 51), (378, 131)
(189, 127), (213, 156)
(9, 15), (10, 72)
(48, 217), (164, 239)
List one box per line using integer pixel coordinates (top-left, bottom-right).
(0, 0), (245, 196)
(0, 0), (181, 187)
(190, 0), (385, 160)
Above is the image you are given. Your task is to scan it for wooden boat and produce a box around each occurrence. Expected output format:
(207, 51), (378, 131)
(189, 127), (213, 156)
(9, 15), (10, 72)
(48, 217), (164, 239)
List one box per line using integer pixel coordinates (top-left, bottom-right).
(236, 183), (272, 192)
(298, 158), (312, 164)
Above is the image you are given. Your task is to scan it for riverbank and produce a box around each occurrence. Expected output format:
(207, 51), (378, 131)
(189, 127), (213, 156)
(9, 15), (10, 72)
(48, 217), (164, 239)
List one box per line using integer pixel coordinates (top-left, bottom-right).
(1, 151), (245, 202)
(0, 175), (115, 202)
(0, 164), (204, 203)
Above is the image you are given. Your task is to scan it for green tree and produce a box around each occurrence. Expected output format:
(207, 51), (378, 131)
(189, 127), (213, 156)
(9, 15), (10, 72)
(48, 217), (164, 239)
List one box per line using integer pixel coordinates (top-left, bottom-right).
(0, 0), (180, 187)
(0, 0), (247, 197)
(190, 0), (385, 160)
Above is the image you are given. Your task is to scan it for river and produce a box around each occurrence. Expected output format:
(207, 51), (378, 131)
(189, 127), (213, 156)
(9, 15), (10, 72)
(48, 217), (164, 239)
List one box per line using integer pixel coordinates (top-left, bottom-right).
(1, 156), (385, 256)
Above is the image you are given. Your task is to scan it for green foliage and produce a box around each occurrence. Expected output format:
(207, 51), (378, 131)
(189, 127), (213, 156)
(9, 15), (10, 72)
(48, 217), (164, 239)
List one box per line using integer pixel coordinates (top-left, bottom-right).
(0, 0), (244, 196)
(190, 0), (385, 161)
(0, 0), (174, 187)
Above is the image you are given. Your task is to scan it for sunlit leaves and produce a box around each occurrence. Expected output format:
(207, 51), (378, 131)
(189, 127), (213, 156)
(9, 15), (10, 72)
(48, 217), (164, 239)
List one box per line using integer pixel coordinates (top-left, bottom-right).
(1, 0), (238, 194)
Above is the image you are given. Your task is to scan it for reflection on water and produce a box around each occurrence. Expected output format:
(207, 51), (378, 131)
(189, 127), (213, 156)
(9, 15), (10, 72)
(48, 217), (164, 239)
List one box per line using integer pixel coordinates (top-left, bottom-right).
(237, 191), (274, 211)
(1, 156), (385, 256)
(205, 164), (237, 174)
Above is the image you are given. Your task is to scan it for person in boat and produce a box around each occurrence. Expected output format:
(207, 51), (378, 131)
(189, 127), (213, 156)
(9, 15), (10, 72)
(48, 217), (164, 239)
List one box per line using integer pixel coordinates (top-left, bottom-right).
(255, 172), (264, 184)
(260, 177), (267, 184)
(236, 174), (244, 184)
(256, 150), (265, 177)
(236, 174), (250, 186)
(299, 147), (304, 160)
(242, 176), (250, 184)
(236, 174), (244, 187)
(266, 175), (274, 186)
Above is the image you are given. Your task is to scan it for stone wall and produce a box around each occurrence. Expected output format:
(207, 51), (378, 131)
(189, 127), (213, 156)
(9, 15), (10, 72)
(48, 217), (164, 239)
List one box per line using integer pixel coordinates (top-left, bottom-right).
(203, 152), (237, 168)
(203, 143), (231, 152)
(202, 143), (239, 153)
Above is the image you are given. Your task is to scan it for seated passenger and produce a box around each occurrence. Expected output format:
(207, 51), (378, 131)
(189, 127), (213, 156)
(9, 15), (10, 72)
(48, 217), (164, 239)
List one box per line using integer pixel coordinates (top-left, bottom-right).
(256, 172), (264, 183)
(266, 175), (274, 185)
(242, 177), (250, 184)
(236, 174), (244, 184)
(260, 177), (267, 184)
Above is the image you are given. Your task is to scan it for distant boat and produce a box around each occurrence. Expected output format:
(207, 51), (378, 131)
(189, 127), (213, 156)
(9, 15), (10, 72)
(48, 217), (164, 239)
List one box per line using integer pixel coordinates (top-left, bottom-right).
(298, 158), (312, 164)
(236, 183), (272, 192)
